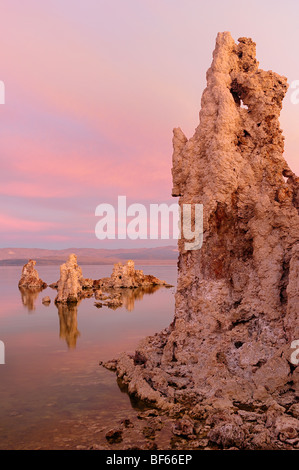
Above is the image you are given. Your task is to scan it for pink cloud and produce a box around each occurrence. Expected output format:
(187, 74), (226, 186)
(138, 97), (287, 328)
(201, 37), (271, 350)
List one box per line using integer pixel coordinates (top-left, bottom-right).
(0, 214), (57, 233)
(0, 0), (298, 249)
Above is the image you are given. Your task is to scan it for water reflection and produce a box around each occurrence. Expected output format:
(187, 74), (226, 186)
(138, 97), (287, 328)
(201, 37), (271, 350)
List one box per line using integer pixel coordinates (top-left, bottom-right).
(19, 286), (44, 312)
(105, 285), (163, 312)
(19, 284), (167, 348)
(57, 302), (80, 349)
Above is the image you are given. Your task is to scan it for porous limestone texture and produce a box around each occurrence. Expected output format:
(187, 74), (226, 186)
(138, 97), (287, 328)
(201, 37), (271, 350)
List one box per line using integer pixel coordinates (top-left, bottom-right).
(105, 32), (299, 449)
(18, 259), (47, 289)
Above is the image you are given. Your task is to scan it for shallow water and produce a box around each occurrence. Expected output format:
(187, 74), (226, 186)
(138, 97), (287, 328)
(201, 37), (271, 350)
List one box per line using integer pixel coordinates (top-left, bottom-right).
(0, 265), (177, 449)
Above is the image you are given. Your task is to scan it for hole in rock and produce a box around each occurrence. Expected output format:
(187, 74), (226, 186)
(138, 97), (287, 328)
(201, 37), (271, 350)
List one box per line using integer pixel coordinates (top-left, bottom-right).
(234, 341), (244, 349)
(230, 88), (240, 106)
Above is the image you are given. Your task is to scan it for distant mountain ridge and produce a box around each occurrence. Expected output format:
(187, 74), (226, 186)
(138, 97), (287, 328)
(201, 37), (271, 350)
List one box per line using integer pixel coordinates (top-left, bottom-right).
(0, 246), (178, 266)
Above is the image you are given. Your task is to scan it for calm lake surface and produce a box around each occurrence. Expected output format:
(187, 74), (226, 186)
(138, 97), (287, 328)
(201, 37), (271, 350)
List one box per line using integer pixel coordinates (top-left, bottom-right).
(0, 265), (177, 449)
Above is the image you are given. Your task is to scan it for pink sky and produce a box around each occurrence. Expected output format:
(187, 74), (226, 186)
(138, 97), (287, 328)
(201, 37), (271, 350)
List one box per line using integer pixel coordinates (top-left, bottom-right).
(0, 0), (299, 248)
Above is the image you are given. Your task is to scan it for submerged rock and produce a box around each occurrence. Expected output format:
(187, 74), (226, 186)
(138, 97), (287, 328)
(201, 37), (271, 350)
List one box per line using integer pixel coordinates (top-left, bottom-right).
(106, 32), (299, 449)
(105, 428), (123, 444)
(104, 295), (123, 310)
(18, 260), (47, 289)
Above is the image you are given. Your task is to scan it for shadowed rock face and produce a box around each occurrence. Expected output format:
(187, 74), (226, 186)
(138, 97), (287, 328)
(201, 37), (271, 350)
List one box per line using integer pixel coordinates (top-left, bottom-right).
(18, 259), (47, 289)
(105, 33), (299, 449)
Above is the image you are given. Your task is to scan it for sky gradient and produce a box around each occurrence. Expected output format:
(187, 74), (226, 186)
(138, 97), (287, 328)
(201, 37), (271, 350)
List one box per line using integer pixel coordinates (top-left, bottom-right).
(1, 0), (299, 248)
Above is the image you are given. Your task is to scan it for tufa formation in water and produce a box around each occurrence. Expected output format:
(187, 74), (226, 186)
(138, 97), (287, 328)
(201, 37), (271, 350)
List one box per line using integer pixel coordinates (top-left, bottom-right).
(104, 32), (299, 449)
(18, 259), (47, 290)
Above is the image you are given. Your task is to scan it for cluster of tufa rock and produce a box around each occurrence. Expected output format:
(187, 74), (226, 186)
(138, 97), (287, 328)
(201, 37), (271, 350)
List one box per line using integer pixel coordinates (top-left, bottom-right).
(104, 32), (299, 449)
(18, 255), (169, 308)
(97, 260), (169, 289)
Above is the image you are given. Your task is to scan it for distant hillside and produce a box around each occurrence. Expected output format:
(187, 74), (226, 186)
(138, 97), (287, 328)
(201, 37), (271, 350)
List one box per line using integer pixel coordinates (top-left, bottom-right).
(0, 246), (178, 266)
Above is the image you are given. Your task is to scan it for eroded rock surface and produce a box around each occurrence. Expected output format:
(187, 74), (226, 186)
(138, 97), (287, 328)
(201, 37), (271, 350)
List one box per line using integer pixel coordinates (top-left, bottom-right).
(18, 259), (47, 289)
(105, 32), (299, 449)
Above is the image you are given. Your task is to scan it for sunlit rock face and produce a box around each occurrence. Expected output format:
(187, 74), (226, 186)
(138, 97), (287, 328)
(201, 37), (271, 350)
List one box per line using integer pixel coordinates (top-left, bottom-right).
(55, 254), (85, 304)
(107, 33), (299, 448)
(98, 260), (168, 289)
(18, 259), (47, 289)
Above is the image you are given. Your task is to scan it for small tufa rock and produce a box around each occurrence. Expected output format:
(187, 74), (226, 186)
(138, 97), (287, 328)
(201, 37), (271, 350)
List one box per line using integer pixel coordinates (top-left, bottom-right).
(18, 260), (47, 289)
(142, 426), (156, 440)
(288, 403), (299, 420)
(138, 409), (159, 419)
(274, 415), (299, 442)
(104, 295), (123, 309)
(105, 428), (123, 444)
(208, 422), (245, 449)
(120, 418), (134, 429)
(94, 302), (103, 308)
(42, 296), (51, 305)
(172, 417), (194, 437)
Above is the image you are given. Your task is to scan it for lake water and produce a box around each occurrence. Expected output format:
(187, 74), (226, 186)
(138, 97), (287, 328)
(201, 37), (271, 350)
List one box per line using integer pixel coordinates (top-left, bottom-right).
(0, 265), (177, 449)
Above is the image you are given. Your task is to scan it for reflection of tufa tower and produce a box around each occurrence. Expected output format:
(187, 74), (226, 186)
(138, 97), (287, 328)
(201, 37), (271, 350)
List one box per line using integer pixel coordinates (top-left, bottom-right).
(19, 286), (42, 312)
(57, 303), (80, 349)
(121, 285), (162, 311)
